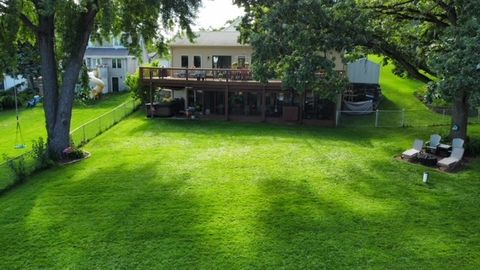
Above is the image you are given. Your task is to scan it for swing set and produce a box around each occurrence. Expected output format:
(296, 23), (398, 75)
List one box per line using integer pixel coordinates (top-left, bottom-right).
(13, 87), (26, 149)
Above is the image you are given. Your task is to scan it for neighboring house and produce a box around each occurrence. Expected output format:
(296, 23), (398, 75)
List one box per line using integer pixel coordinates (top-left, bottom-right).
(1, 75), (27, 91)
(84, 37), (140, 93)
(140, 29), (347, 126)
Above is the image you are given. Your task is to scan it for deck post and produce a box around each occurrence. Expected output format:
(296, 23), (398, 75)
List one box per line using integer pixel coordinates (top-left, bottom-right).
(262, 85), (266, 122)
(225, 86), (229, 121)
(149, 69), (153, 119)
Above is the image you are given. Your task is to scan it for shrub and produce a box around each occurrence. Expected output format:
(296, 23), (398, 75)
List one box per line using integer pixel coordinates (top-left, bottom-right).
(31, 137), (53, 170)
(465, 138), (480, 157)
(62, 146), (85, 160)
(0, 95), (17, 110)
(126, 70), (149, 104)
(3, 154), (28, 183)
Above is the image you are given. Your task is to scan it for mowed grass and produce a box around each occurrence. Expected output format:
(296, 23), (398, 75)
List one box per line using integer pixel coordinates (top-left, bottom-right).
(0, 92), (133, 157)
(339, 56), (455, 127)
(0, 115), (479, 269)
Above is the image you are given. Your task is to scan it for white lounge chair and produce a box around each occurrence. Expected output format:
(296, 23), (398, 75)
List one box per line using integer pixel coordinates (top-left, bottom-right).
(437, 147), (464, 169)
(402, 139), (424, 159)
(426, 134), (441, 153)
(452, 138), (464, 149)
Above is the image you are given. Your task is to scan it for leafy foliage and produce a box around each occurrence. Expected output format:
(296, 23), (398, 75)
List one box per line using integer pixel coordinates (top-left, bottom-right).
(31, 137), (53, 170)
(126, 71), (149, 104)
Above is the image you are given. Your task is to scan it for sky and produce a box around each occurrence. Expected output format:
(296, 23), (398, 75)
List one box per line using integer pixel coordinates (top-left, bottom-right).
(192, 0), (245, 30)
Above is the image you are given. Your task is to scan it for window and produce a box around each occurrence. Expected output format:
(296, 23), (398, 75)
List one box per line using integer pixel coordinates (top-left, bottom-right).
(194, 56), (201, 68)
(86, 58), (92, 68)
(112, 38), (121, 47)
(112, 59), (122, 69)
(181, 55), (189, 68)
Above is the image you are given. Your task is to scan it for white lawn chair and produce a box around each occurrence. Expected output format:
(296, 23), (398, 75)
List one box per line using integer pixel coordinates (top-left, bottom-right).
(437, 147), (464, 169)
(426, 134), (441, 153)
(452, 138), (464, 149)
(402, 139), (424, 159)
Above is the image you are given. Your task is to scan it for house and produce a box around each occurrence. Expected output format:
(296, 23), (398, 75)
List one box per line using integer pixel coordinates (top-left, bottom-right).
(84, 37), (140, 93)
(140, 29), (346, 126)
(1, 75), (27, 91)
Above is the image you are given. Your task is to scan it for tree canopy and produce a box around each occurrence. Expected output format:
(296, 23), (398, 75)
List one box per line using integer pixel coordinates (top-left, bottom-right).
(235, 0), (480, 139)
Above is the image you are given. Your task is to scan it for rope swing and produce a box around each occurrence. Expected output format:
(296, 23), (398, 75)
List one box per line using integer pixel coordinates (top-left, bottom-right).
(14, 87), (26, 149)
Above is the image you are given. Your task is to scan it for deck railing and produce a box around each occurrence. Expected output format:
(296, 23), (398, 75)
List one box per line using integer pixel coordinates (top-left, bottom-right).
(140, 67), (254, 82)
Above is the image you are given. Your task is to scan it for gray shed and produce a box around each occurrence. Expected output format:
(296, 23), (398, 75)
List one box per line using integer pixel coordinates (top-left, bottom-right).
(347, 58), (380, 85)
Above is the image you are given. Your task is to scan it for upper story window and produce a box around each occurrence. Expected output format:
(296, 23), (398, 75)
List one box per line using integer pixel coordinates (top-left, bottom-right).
(112, 59), (122, 69)
(194, 56), (201, 68)
(181, 56), (189, 68)
(112, 37), (122, 47)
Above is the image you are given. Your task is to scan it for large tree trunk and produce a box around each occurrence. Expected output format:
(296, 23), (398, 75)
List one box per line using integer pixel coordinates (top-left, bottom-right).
(451, 91), (469, 140)
(37, 8), (97, 159)
(37, 15), (60, 158)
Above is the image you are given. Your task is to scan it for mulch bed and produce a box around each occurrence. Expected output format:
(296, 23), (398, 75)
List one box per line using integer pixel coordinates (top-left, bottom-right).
(58, 151), (91, 166)
(395, 154), (467, 173)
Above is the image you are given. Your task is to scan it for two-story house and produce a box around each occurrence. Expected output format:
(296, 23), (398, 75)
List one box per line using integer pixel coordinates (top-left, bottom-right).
(84, 37), (140, 93)
(140, 29), (346, 126)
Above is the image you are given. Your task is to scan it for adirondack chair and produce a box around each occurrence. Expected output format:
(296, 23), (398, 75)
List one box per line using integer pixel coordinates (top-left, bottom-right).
(402, 139), (424, 159)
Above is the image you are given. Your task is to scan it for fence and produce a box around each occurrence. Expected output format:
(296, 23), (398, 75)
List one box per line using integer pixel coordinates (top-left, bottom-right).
(336, 108), (480, 128)
(0, 99), (141, 193)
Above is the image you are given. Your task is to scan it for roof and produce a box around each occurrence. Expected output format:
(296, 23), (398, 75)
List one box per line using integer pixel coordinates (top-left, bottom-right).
(84, 47), (132, 57)
(171, 31), (248, 47)
(347, 58), (381, 85)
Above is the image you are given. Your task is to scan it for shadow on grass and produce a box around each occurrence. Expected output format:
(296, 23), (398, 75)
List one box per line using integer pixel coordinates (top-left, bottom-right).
(251, 174), (479, 268)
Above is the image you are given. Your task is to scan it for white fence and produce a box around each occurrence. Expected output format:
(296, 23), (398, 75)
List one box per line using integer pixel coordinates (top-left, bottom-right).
(336, 108), (480, 128)
(0, 99), (140, 192)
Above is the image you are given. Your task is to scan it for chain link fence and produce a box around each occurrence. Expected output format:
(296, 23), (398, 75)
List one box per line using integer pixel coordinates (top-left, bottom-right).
(337, 108), (480, 128)
(0, 99), (140, 193)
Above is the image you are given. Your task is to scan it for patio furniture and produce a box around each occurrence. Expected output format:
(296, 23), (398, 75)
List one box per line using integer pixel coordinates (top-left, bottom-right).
(452, 138), (464, 149)
(426, 134), (441, 153)
(417, 152), (438, 167)
(402, 139), (424, 159)
(437, 147), (464, 170)
(437, 143), (452, 157)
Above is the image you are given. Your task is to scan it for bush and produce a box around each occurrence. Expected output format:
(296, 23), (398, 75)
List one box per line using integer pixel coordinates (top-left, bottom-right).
(465, 138), (480, 157)
(0, 95), (17, 110)
(3, 155), (27, 184)
(62, 146), (85, 160)
(126, 70), (149, 104)
(31, 137), (53, 170)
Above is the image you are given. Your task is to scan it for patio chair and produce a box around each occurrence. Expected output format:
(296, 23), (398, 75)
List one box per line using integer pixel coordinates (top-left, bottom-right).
(402, 139), (424, 159)
(437, 147), (464, 170)
(452, 138), (464, 149)
(426, 134), (441, 153)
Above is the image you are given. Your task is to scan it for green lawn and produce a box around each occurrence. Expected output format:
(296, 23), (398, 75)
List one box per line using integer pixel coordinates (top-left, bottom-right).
(0, 116), (479, 268)
(339, 56), (460, 127)
(0, 92), (133, 158)
(1, 61), (479, 268)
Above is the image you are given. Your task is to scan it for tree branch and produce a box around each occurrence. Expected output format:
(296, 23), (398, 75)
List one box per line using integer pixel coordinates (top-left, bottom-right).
(366, 1), (451, 28)
(19, 13), (40, 34)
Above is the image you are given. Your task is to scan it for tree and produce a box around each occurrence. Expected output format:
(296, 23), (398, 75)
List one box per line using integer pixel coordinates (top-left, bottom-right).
(4, 42), (41, 92)
(235, 0), (480, 139)
(234, 1), (352, 102)
(0, 0), (200, 158)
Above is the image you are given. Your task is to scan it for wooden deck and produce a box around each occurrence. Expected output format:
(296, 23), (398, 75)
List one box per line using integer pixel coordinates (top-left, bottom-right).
(140, 67), (283, 91)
